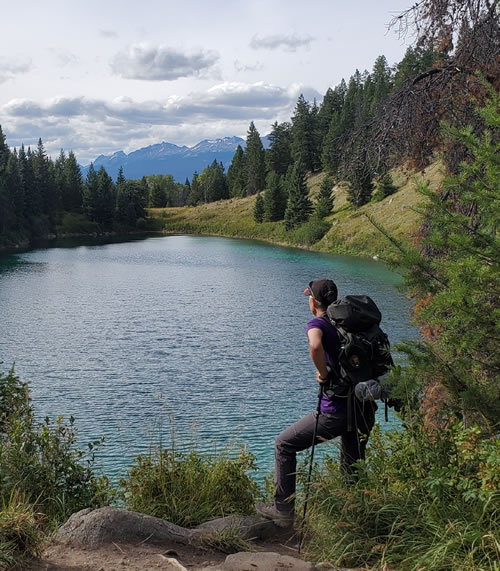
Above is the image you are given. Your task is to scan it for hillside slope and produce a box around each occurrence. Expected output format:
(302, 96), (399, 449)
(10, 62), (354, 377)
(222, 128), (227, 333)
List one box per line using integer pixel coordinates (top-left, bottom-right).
(150, 163), (443, 259)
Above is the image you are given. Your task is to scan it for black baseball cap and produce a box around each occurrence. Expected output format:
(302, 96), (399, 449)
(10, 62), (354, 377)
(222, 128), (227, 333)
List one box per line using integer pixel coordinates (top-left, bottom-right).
(304, 278), (338, 306)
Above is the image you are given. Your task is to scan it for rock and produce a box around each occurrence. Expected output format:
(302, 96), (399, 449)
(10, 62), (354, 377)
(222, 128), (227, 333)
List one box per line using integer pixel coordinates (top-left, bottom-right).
(197, 515), (280, 540)
(55, 506), (203, 547)
(204, 551), (317, 570)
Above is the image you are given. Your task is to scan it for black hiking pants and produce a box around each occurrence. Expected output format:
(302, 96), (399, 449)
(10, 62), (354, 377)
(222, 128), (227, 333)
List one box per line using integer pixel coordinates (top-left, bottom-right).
(274, 401), (376, 513)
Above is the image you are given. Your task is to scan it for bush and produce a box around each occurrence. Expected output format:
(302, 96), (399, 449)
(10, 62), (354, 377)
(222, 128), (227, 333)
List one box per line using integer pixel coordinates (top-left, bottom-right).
(304, 418), (500, 570)
(0, 368), (112, 527)
(0, 491), (43, 569)
(288, 215), (331, 246)
(372, 174), (398, 202)
(120, 445), (260, 527)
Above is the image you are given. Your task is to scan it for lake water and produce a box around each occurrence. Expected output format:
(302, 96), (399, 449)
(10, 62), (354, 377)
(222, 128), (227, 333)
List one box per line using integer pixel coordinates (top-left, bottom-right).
(0, 235), (417, 481)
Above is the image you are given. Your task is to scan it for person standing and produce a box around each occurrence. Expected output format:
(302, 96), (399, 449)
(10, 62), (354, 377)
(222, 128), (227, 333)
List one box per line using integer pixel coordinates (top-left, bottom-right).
(256, 278), (376, 527)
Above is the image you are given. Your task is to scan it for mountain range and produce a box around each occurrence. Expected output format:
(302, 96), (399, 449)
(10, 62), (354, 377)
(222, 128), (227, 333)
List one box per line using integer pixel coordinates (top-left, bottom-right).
(81, 135), (271, 182)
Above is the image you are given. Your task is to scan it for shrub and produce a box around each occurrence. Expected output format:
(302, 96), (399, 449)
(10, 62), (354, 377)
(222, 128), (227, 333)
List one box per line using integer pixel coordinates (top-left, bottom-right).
(0, 491), (43, 569)
(289, 215), (331, 246)
(0, 368), (112, 527)
(304, 419), (500, 570)
(120, 445), (260, 527)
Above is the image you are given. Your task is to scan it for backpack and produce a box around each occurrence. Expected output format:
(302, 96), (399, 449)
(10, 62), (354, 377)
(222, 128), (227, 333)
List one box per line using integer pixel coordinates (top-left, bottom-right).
(323, 295), (393, 403)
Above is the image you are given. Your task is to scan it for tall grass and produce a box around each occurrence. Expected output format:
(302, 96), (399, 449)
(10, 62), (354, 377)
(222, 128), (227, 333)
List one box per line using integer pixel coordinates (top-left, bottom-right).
(302, 419), (500, 570)
(119, 444), (261, 527)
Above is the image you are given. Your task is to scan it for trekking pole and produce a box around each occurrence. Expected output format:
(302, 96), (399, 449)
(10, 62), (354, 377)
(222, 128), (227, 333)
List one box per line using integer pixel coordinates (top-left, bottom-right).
(298, 384), (323, 554)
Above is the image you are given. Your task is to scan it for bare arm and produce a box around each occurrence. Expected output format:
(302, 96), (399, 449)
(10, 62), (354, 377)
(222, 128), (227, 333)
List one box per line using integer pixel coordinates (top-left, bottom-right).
(307, 328), (329, 383)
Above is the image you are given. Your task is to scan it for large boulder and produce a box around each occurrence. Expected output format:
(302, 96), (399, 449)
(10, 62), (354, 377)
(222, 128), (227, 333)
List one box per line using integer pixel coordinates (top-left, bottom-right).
(55, 506), (202, 547)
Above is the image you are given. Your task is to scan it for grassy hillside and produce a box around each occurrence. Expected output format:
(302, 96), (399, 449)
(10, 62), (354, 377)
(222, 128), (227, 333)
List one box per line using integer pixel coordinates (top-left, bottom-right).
(149, 162), (443, 259)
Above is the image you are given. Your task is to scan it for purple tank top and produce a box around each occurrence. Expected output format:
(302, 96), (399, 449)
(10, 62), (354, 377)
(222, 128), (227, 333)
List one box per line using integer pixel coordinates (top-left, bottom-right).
(306, 316), (346, 414)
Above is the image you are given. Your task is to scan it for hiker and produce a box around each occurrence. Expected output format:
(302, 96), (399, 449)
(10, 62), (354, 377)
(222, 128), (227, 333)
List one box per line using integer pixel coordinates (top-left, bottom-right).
(256, 278), (377, 527)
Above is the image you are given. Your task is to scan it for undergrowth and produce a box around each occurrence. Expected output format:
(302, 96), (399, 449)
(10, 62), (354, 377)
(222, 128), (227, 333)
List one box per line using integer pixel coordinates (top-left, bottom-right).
(119, 444), (261, 527)
(303, 418), (500, 570)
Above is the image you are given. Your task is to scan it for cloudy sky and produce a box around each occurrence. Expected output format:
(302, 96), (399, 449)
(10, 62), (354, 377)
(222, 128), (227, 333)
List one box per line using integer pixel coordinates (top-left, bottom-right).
(1, 0), (414, 164)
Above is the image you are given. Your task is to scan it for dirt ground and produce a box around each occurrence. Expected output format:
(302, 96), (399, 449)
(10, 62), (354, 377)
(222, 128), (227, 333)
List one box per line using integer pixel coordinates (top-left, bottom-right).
(23, 532), (306, 570)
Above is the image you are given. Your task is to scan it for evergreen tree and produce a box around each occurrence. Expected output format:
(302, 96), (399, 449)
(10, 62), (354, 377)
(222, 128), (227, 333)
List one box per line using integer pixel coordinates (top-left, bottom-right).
(253, 192), (264, 223)
(94, 166), (115, 228)
(6, 150), (24, 221)
(116, 166), (126, 188)
(346, 158), (373, 208)
(83, 163), (98, 221)
(291, 94), (317, 172)
(315, 175), (334, 218)
(266, 121), (292, 176)
(370, 55), (393, 113)
(148, 174), (167, 207)
(226, 145), (247, 197)
(389, 93), (500, 428)
(21, 146), (41, 221)
(0, 125), (9, 171)
(317, 85), (345, 151)
(54, 150), (67, 213)
(115, 179), (147, 226)
(187, 172), (203, 205)
(245, 122), (266, 195)
(63, 151), (83, 212)
(263, 171), (286, 222)
(33, 138), (57, 224)
(284, 161), (312, 230)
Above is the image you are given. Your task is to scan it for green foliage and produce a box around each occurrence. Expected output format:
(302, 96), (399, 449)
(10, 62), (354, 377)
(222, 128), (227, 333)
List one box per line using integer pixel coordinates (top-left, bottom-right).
(227, 145), (247, 198)
(263, 171), (286, 222)
(389, 92), (500, 429)
(372, 173), (398, 202)
(284, 162), (312, 230)
(304, 420), (500, 569)
(0, 490), (43, 568)
(291, 95), (320, 172)
(0, 368), (112, 527)
(245, 122), (266, 195)
(120, 445), (260, 527)
(253, 192), (264, 223)
(315, 175), (334, 218)
(266, 121), (292, 176)
(288, 215), (330, 247)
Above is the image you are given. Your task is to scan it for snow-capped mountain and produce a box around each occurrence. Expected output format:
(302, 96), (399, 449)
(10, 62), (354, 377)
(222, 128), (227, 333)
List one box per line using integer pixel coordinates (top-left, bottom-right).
(81, 136), (255, 182)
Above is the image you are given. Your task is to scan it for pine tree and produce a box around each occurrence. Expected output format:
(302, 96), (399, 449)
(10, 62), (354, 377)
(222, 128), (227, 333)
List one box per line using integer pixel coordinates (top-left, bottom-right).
(315, 175), (334, 218)
(33, 138), (57, 224)
(370, 55), (393, 113)
(263, 171), (286, 222)
(266, 122), (292, 176)
(83, 163), (98, 221)
(187, 172), (203, 205)
(389, 92), (500, 428)
(284, 161), (312, 230)
(21, 146), (41, 220)
(227, 145), (247, 197)
(253, 192), (264, 223)
(346, 159), (373, 208)
(64, 151), (83, 212)
(291, 94), (317, 172)
(94, 166), (115, 228)
(245, 122), (266, 195)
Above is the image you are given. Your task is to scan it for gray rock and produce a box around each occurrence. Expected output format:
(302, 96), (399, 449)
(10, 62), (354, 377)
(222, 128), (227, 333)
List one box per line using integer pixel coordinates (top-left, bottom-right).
(55, 506), (203, 547)
(197, 515), (280, 540)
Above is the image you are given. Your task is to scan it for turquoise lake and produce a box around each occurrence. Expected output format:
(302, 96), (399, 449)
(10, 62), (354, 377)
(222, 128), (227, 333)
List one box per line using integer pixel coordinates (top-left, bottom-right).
(0, 235), (417, 480)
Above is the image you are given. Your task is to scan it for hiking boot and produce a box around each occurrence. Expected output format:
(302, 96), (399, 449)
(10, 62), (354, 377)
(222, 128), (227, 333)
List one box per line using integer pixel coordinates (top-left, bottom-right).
(255, 502), (294, 528)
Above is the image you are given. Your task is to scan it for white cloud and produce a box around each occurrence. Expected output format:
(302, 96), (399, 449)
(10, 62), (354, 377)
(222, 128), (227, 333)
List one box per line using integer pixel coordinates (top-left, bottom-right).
(0, 58), (33, 84)
(249, 33), (313, 52)
(0, 82), (320, 163)
(110, 43), (220, 81)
